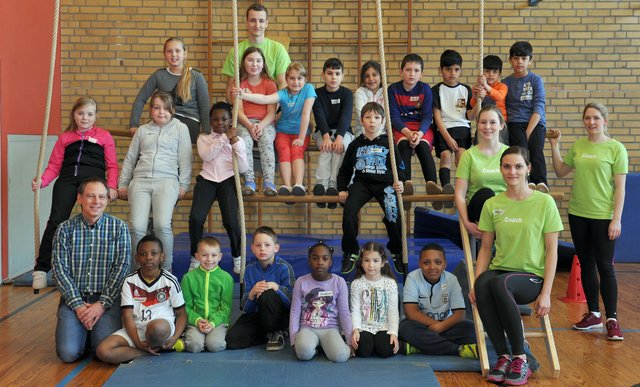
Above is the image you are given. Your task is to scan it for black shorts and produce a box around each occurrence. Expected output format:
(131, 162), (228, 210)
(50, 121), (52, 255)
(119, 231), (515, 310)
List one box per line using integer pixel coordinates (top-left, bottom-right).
(434, 125), (472, 158)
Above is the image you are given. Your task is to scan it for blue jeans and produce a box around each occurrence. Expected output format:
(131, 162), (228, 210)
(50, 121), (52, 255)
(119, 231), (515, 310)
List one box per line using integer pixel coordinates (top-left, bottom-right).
(55, 295), (122, 362)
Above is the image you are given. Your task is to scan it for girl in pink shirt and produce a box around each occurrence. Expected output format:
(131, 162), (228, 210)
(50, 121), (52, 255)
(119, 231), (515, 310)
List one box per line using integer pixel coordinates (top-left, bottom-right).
(188, 102), (248, 274)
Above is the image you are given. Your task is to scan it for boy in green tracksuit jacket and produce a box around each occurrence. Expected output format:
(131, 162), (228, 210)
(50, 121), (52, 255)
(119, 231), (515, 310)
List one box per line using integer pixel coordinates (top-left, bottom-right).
(180, 236), (234, 353)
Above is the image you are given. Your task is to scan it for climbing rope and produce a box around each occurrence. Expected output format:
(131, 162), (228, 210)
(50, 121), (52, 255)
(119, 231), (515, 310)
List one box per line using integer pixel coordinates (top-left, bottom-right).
(375, 0), (409, 276)
(231, 0), (248, 293)
(478, 0), (484, 109)
(33, 0), (60, 294)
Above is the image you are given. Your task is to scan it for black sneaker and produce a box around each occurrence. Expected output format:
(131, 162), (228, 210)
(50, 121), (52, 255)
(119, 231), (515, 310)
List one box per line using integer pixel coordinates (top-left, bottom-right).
(392, 253), (407, 275)
(266, 330), (285, 351)
(341, 253), (358, 274)
(326, 187), (338, 209)
(313, 184), (326, 208)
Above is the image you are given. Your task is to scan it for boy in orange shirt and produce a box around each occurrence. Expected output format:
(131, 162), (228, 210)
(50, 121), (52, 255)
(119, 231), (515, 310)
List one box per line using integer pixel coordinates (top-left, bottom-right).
(472, 55), (509, 145)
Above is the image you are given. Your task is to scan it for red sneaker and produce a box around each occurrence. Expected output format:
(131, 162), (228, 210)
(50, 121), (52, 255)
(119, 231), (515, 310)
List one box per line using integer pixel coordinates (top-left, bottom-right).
(573, 312), (603, 330)
(606, 319), (624, 341)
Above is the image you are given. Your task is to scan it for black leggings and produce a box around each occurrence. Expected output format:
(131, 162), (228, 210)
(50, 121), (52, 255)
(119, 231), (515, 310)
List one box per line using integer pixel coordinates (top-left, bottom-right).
(467, 188), (496, 223)
(569, 214), (618, 319)
(508, 122), (547, 185)
(397, 140), (436, 182)
(34, 177), (84, 272)
(475, 270), (543, 356)
(188, 175), (241, 258)
(355, 331), (395, 358)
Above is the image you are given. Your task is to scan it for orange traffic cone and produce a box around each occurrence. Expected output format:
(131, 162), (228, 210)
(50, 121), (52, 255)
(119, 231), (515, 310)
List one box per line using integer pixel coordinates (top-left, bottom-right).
(560, 255), (586, 303)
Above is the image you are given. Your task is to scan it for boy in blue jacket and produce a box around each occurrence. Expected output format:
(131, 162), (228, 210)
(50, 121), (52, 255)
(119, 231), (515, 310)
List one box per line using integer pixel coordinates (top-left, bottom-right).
(226, 226), (296, 351)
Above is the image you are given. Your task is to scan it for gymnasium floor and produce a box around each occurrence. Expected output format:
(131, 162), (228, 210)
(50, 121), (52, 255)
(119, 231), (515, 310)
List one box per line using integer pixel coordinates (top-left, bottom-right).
(1, 264), (638, 386)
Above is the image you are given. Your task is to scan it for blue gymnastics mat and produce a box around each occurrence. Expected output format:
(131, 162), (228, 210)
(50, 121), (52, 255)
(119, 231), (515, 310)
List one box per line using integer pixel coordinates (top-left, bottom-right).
(105, 346), (444, 387)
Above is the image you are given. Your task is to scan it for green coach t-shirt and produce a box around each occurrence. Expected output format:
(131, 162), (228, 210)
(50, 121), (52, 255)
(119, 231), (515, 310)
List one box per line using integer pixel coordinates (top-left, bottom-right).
(479, 191), (563, 277)
(222, 38), (291, 80)
(564, 138), (628, 220)
(456, 144), (508, 202)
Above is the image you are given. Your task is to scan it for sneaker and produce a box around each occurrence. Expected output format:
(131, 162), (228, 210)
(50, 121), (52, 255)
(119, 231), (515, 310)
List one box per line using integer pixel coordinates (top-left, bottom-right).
(528, 182), (536, 190)
(401, 341), (420, 356)
(263, 181), (278, 196)
(606, 318), (624, 341)
(341, 253), (358, 274)
(172, 338), (185, 352)
(277, 185), (291, 196)
(536, 182), (550, 193)
(442, 183), (455, 209)
(326, 187), (338, 209)
(573, 312), (603, 330)
(292, 184), (306, 196)
(458, 343), (479, 359)
(32, 270), (48, 291)
(313, 184), (326, 208)
(487, 356), (512, 383)
(233, 256), (242, 274)
(504, 357), (531, 385)
(425, 181), (444, 210)
(404, 180), (414, 196)
(266, 330), (285, 351)
(188, 257), (200, 271)
(242, 181), (256, 196)
(391, 253), (406, 276)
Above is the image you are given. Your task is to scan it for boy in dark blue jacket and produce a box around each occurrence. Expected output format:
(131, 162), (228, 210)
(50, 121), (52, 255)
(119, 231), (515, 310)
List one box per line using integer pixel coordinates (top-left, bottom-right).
(226, 226), (296, 351)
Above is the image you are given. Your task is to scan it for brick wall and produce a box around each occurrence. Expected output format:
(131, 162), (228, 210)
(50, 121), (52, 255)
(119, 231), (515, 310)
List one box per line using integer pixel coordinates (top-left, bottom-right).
(60, 0), (640, 242)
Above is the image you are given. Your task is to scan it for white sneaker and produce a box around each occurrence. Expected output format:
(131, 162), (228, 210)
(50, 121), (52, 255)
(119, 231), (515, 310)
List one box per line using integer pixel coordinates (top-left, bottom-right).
(32, 270), (48, 290)
(233, 256), (242, 274)
(188, 257), (199, 271)
(31, 270), (47, 290)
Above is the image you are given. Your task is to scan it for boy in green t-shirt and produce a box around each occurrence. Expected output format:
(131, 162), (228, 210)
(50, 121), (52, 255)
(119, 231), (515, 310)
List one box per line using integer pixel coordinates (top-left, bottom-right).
(223, 3), (291, 101)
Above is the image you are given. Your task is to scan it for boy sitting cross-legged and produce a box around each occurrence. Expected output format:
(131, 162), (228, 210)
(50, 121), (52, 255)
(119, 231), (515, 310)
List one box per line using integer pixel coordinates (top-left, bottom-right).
(97, 235), (187, 364)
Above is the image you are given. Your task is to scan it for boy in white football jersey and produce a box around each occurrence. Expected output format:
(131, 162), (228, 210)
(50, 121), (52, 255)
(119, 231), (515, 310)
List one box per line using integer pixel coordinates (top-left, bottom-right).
(97, 235), (187, 364)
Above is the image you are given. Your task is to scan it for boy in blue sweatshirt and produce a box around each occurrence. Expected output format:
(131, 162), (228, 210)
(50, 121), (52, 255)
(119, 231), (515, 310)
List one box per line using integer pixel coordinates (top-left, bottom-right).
(226, 226), (296, 351)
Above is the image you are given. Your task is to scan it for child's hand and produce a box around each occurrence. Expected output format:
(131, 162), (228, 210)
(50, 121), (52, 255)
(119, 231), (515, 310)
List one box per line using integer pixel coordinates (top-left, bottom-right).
(108, 188), (118, 202)
(137, 341), (160, 356)
(445, 136), (459, 153)
(118, 187), (128, 201)
(161, 336), (179, 351)
(251, 123), (262, 141)
(232, 87), (251, 99)
(389, 334), (399, 354)
(393, 181), (404, 194)
(251, 280), (269, 299)
(226, 126), (237, 140)
(265, 281), (279, 292)
(292, 138), (304, 147)
(129, 127), (138, 135)
(333, 136), (345, 154)
(31, 178), (41, 192)
(477, 74), (488, 89)
(428, 321), (446, 334)
(351, 330), (360, 349)
(199, 321), (214, 334)
(319, 135), (333, 153)
(409, 131), (421, 148)
(178, 187), (186, 200)
(474, 86), (486, 100)
(338, 191), (348, 203)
